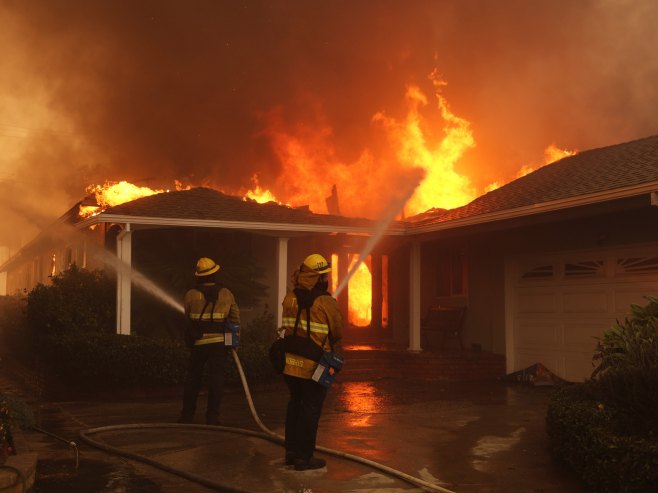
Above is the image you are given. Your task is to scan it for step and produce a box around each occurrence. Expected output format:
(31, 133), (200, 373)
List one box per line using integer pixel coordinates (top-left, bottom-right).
(339, 347), (505, 382)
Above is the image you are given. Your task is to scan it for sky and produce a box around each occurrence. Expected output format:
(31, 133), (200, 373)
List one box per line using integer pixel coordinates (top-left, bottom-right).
(1, 0), (658, 245)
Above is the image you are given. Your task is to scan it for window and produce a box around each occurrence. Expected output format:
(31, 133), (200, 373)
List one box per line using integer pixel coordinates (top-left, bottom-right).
(437, 250), (468, 297)
(564, 260), (604, 279)
(616, 256), (658, 276)
(521, 264), (554, 281)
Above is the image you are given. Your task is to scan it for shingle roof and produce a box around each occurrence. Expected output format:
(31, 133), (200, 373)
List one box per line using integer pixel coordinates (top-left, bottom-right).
(409, 134), (658, 226)
(88, 134), (658, 233)
(97, 186), (379, 229)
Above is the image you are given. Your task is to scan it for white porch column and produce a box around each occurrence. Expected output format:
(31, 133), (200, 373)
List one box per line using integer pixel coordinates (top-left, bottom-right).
(116, 224), (132, 335)
(408, 240), (422, 351)
(276, 237), (289, 328)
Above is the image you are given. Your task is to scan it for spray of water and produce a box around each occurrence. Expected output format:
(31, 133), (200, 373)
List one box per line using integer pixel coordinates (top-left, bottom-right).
(103, 252), (185, 314)
(2, 172), (421, 315)
(0, 193), (185, 313)
(334, 173), (423, 298)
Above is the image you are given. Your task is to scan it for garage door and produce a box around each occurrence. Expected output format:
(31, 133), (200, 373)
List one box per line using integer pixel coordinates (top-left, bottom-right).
(508, 245), (658, 381)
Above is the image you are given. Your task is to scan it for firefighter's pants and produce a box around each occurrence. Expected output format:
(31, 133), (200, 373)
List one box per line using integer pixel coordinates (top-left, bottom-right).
(181, 342), (228, 424)
(284, 374), (328, 460)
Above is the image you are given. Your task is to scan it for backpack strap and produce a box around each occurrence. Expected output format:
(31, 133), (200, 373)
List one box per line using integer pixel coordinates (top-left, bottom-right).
(293, 292), (333, 350)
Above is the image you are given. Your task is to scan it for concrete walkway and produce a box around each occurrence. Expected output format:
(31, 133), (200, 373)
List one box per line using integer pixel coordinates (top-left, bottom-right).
(2, 353), (588, 493)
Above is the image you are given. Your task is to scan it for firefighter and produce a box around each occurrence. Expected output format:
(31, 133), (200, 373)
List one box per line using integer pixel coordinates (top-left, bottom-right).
(280, 253), (344, 471)
(178, 257), (240, 425)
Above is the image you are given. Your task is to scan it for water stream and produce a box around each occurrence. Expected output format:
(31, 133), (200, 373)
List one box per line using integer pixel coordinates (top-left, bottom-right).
(334, 177), (420, 298)
(3, 175), (420, 316)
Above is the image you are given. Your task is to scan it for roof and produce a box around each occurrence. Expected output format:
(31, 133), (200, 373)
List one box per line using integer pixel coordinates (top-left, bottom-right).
(3, 135), (658, 275)
(409, 134), (658, 230)
(79, 186), (402, 234)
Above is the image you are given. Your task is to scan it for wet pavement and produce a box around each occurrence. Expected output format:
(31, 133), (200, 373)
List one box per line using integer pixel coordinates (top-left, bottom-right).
(3, 360), (588, 493)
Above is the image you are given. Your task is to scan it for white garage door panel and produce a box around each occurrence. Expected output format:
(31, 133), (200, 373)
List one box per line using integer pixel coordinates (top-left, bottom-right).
(563, 320), (608, 347)
(516, 319), (560, 345)
(562, 290), (609, 313)
(510, 244), (658, 382)
(613, 284), (658, 313)
(517, 290), (559, 313)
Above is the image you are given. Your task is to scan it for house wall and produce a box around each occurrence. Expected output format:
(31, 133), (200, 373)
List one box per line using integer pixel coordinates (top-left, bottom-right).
(415, 205), (658, 356)
(388, 242), (411, 345)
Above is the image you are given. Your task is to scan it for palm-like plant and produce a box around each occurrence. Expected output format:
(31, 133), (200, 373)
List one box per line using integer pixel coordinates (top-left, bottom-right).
(592, 296), (658, 378)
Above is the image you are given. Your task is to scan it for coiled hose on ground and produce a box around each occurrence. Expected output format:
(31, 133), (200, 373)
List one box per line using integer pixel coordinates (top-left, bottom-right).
(79, 349), (456, 493)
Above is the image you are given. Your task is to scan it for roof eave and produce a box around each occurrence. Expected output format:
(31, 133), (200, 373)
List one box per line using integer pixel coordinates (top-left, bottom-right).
(409, 181), (658, 234)
(75, 214), (408, 236)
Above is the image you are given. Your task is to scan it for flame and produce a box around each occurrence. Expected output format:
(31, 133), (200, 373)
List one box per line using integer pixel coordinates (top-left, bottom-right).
(79, 180), (165, 217)
(243, 174), (281, 204)
(347, 254), (372, 327)
(486, 144), (578, 191)
(544, 143), (577, 164)
(373, 70), (477, 216)
(516, 144), (577, 178)
(260, 70), (477, 219)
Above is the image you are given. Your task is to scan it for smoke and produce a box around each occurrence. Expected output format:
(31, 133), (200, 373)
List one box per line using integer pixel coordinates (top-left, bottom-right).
(1, 0), (658, 243)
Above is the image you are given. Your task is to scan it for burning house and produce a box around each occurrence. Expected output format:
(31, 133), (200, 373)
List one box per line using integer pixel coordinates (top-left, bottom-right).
(2, 134), (658, 382)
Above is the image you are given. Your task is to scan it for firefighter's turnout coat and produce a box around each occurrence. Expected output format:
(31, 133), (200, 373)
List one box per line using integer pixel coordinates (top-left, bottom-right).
(281, 268), (344, 379)
(184, 283), (240, 346)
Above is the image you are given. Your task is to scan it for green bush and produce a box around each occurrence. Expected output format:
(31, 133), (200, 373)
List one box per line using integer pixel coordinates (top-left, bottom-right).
(547, 384), (658, 493)
(0, 295), (30, 357)
(593, 295), (658, 377)
(594, 367), (658, 436)
(41, 332), (189, 388)
(1, 393), (34, 461)
(591, 295), (658, 435)
(26, 265), (114, 336)
(23, 264), (276, 392)
(37, 310), (278, 391)
(547, 296), (658, 492)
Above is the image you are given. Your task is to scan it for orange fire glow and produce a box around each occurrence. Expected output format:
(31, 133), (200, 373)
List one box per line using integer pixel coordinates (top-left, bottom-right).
(261, 70), (477, 219)
(486, 144), (577, 192)
(544, 143), (577, 164)
(75, 74), (577, 332)
(243, 174), (281, 204)
(79, 181), (165, 217)
(373, 70), (477, 216)
(347, 255), (372, 327)
(341, 382), (382, 428)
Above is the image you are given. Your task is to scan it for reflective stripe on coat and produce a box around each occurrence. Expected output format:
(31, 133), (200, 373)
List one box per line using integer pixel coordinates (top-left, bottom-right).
(184, 286), (240, 346)
(280, 291), (343, 379)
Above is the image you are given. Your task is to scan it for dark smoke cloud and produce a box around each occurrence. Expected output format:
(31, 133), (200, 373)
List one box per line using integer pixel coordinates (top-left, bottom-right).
(2, 0), (658, 243)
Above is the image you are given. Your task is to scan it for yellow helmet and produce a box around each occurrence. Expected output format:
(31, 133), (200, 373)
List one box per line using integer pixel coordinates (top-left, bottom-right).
(195, 257), (220, 276)
(303, 253), (331, 274)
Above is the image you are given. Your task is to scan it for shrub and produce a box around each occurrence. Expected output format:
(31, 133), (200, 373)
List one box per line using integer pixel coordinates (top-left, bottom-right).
(1, 393), (34, 462)
(547, 384), (658, 492)
(592, 295), (658, 377)
(37, 309), (278, 392)
(0, 295), (30, 357)
(26, 265), (114, 336)
(23, 264), (277, 393)
(547, 296), (658, 492)
(591, 295), (658, 435)
(594, 367), (658, 436)
(42, 332), (189, 388)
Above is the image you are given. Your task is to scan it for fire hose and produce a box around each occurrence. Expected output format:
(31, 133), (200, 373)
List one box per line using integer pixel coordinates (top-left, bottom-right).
(79, 348), (456, 493)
